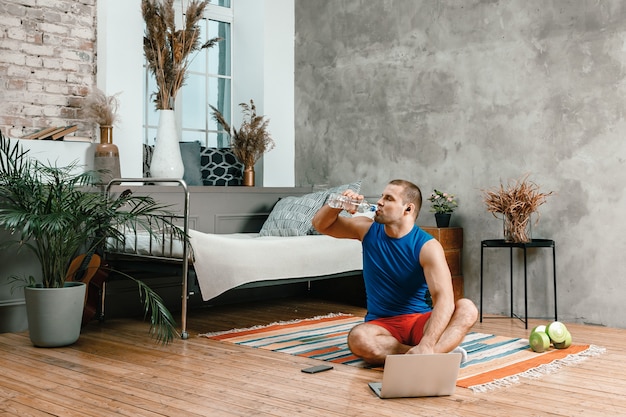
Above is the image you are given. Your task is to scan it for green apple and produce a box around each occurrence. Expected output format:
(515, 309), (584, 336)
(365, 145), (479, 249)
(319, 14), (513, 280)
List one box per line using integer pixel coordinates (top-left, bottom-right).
(530, 324), (546, 336)
(546, 321), (568, 344)
(553, 331), (572, 349)
(529, 331), (551, 353)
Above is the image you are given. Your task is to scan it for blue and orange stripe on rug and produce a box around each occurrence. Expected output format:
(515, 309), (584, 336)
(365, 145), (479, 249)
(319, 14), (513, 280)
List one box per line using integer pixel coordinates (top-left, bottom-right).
(207, 314), (366, 366)
(202, 313), (604, 392)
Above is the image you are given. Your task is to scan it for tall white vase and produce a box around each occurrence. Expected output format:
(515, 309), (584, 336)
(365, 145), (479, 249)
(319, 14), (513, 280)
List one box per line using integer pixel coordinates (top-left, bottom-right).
(151, 109), (184, 179)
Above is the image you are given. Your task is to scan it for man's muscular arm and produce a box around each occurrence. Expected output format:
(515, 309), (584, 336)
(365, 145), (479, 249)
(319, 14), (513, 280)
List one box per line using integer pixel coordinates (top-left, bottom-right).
(407, 239), (455, 354)
(312, 191), (372, 240)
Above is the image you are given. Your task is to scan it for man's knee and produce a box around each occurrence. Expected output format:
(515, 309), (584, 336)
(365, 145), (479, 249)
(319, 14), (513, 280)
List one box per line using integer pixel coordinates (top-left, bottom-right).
(347, 324), (388, 365)
(455, 298), (479, 327)
(347, 325), (371, 356)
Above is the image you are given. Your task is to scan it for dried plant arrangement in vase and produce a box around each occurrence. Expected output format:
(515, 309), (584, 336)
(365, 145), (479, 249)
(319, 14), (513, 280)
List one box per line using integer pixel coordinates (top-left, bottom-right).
(482, 175), (553, 243)
(82, 88), (122, 183)
(142, 0), (221, 179)
(142, 0), (221, 110)
(210, 100), (275, 185)
(83, 88), (120, 127)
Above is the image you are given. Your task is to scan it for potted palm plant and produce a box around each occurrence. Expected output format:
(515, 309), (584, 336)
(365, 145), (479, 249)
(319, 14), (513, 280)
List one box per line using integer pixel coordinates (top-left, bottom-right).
(0, 130), (181, 346)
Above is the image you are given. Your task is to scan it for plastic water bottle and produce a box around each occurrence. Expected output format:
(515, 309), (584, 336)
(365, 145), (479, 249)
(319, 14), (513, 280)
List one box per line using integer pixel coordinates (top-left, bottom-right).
(327, 193), (376, 213)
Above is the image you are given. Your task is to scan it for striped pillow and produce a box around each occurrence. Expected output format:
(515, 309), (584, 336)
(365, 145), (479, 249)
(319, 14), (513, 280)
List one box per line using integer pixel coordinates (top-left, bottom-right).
(259, 181), (361, 237)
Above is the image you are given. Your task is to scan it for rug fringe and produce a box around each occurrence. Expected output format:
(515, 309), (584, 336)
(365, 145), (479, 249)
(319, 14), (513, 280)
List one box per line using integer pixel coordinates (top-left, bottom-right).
(468, 344), (606, 393)
(198, 312), (353, 338)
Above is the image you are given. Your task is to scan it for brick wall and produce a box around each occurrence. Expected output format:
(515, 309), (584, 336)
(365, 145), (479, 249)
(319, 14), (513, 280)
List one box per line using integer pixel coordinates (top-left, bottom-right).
(0, 0), (96, 139)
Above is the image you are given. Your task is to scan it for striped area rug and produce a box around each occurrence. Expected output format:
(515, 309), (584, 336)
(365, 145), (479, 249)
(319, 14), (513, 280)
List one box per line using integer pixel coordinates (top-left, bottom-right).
(202, 313), (604, 392)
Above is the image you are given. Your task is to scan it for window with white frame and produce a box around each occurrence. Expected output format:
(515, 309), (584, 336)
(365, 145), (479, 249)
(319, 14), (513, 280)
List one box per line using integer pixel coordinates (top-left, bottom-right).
(143, 1), (233, 148)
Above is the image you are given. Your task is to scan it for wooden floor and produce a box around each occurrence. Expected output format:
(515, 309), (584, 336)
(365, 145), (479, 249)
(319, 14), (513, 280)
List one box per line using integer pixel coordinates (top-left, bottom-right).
(1, 296), (625, 417)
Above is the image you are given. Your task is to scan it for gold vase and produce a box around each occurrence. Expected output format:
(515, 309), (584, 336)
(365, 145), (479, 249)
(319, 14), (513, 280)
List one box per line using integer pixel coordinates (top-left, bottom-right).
(94, 125), (121, 185)
(243, 166), (255, 186)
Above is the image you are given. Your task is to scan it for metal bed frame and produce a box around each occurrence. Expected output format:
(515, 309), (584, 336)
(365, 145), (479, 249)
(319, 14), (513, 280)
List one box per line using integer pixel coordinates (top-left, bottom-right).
(105, 178), (192, 339)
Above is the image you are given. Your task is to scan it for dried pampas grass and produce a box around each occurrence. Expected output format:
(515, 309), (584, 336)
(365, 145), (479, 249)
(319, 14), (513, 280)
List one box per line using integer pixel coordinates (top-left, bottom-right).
(142, 0), (221, 110)
(210, 100), (275, 168)
(83, 88), (120, 126)
(482, 175), (553, 242)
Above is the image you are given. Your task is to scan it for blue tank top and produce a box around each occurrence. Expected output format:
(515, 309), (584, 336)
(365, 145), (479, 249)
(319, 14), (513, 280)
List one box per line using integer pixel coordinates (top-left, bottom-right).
(362, 222), (434, 321)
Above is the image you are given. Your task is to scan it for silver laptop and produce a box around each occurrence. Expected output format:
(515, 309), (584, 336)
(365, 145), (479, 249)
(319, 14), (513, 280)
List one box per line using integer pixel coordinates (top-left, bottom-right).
(368, 353), (462, 399)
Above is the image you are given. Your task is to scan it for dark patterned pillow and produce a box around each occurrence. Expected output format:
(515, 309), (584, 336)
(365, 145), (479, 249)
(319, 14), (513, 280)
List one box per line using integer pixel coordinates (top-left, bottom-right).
(200, 147), (243, 186)
(143, 145), (243, 186)
(143, 144), (154, 178)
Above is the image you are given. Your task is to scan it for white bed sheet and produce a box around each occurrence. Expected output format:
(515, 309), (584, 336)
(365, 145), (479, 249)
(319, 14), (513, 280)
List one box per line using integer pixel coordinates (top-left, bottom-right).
(107, 230), (186, 258)
(188, 230), (363, 301)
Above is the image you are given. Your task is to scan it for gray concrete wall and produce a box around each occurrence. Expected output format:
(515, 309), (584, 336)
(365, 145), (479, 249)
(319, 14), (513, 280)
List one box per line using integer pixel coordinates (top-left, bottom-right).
(294, 0), (626, 327)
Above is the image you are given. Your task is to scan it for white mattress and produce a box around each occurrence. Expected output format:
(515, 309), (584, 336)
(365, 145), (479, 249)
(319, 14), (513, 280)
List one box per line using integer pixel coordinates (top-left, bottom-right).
(106, 229), (186, 258)
(188, 230), (363, 301)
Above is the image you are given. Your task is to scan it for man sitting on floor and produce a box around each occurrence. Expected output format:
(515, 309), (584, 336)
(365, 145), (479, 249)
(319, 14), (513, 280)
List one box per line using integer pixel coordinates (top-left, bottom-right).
(312, 179), (478, 365)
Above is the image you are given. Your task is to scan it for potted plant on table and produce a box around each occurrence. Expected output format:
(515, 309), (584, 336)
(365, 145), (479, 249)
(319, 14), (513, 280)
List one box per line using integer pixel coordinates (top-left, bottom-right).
(0, 131), (181, 346)
(142, 0), (221, 179)
(210, 100), (275, 186)
(482, 175), (553, 243)
(428, 189), (458, 227)
(82, 87), (122, 185)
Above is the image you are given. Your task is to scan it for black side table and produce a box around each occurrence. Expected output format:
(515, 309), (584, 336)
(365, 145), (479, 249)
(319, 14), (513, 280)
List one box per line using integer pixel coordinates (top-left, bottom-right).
(480, 239), (557, 329)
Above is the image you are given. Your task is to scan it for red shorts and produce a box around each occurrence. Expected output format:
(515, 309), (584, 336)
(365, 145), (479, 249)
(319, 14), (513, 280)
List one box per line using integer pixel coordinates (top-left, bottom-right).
(368, 312), (432, 346)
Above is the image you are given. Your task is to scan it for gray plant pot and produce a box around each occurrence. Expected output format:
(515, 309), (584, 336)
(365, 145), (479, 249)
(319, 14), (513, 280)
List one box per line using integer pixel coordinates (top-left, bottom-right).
(24, 282), (86, 347)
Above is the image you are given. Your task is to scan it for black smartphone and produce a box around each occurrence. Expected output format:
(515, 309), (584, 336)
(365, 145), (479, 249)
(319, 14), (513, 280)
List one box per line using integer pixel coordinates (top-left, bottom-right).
(301, 364), (333, 374)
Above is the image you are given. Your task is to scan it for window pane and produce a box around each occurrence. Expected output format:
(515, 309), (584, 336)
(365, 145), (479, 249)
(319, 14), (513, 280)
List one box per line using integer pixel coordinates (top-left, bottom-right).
(202, 131), (231, 148)
(146, 127), (158, 146)
(214, 0), (230, 7)
(208, 77), (231, 130)
(188, 46), (206, 75)
(146, 108), (159, 142)
(208, 20), (231, 76)
(181, 73), (207, 130)
(206, 131), (220, 148)
(188, 19), (208, 74)
(181, 129), (205, 143)
(216, 131), (230, 148)
(144, 69), (159, 143)
(147, 106), (159, 128)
